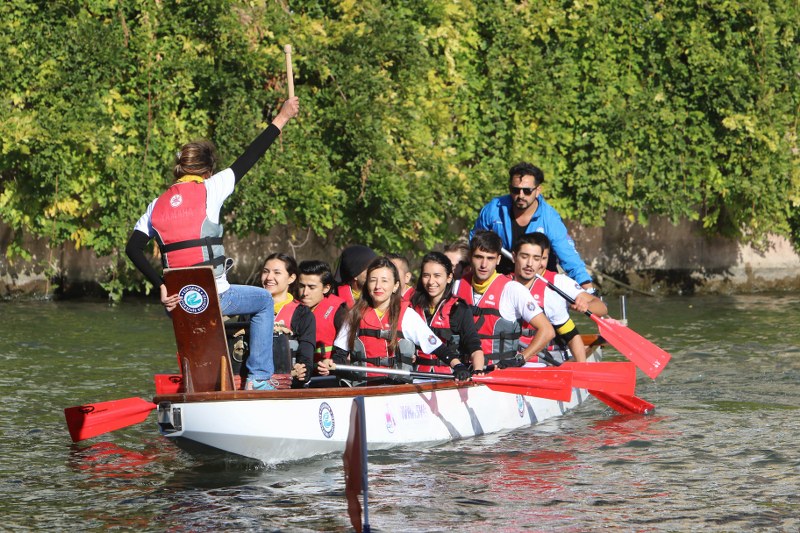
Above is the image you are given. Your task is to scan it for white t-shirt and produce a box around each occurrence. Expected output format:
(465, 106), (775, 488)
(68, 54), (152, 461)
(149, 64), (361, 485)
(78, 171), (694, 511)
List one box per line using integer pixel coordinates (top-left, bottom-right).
(539, 273), (586, 326)
(133, 169), (235, 293)
(454, 277), (544, 324)
(335, 307), (443, 355)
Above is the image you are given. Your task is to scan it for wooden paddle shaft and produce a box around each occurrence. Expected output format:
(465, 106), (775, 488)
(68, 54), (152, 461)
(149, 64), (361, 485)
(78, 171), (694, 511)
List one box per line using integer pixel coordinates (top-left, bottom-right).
(284, 44), (294, 97)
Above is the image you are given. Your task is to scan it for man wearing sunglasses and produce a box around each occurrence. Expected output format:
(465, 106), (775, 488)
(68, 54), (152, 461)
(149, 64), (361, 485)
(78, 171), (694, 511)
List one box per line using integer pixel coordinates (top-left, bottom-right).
(470, 162), (595, 292)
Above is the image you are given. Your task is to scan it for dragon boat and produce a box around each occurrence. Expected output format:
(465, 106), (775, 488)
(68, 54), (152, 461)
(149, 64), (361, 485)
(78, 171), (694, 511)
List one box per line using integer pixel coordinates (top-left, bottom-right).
(65, 267), (659, 465)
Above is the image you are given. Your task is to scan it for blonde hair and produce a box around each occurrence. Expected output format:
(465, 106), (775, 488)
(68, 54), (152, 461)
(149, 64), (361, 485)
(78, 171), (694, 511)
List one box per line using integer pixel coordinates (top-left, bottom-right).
(173, 140), (218, 179)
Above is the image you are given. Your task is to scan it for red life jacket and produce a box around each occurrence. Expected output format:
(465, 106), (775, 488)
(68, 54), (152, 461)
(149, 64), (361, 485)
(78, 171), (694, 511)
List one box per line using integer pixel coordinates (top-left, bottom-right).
(401, 286), (415, 303)
(275, 299), (299, 329)
(338, 285), (357, 308)
(273, 299), (300, 374)
(412, 296), (457, 374)
(517, 270), (557, 346)
(312, 293), (345, 363)
(150, 180), (226, 276)
(353, 303), (410, 371)
(454, 273), (521, 363)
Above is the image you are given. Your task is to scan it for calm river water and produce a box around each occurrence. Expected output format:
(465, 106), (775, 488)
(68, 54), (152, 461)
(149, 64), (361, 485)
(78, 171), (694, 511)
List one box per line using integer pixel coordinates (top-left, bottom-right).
(1, 293), (799, 531)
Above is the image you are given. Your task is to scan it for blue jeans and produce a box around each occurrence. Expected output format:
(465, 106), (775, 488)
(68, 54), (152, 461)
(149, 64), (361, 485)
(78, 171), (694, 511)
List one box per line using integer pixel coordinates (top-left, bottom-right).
(219, 284), (274, 380)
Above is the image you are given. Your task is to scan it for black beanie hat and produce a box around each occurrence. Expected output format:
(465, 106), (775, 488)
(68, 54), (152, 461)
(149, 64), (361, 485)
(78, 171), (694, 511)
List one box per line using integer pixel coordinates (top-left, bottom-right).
(334, 245), (378, 283)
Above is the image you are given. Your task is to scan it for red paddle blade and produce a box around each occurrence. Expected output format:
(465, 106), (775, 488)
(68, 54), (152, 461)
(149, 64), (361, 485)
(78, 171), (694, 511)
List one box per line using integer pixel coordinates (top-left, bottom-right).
(559, 361), (637, 395)
(591, 316), (671, 379)
(154, 374), (183, 395)
(64, 397), (157, 442)
(474, 369), (574, 402)
(590, 390), (655, 415)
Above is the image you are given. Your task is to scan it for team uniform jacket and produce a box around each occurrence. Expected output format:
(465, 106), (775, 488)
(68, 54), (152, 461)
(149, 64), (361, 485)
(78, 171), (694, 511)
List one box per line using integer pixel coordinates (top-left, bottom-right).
(412, 296), (481, 374)
(338, 285), (358, 309)
(470, 194), (591, 285)
(311, 293), (347, 364)
(133, 169), (236, 293)
(332, 303), (444, 373)
(454, 273), (545, 364)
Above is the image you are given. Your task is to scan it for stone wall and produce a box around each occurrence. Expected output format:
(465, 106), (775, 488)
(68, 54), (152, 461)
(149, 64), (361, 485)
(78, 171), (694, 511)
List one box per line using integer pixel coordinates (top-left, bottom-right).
(2, 213), (799, 299)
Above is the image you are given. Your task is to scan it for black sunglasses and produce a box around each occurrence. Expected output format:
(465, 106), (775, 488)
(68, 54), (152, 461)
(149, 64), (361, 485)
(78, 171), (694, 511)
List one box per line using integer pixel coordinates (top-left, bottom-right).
(510, 186), (537, 195)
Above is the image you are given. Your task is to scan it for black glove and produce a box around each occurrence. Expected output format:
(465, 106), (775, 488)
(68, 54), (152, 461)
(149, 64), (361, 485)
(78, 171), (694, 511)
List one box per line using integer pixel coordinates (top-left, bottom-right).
(452, 363), (471, 381)
(497, 354), (525, 369)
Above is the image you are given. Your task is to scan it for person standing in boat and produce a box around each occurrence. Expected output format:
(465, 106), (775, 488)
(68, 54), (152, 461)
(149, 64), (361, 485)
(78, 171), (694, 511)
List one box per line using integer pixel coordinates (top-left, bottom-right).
(261, 253), (315, 388)
(453, 230), (555, 367)
(125, 96), (299, 391)
(410, 252), (485, 375)
(296, 259), (348, 368)
(388, 253), (415, 302)
(511, 232), (607, 363)
(318, 257), (471, 383)
(471, 162), (594, 292)
(334, 245), (378, 308)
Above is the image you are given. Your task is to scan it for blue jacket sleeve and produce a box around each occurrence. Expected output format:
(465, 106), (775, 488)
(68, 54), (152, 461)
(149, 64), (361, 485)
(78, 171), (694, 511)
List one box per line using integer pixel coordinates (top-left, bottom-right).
(541, 206), (592, 285)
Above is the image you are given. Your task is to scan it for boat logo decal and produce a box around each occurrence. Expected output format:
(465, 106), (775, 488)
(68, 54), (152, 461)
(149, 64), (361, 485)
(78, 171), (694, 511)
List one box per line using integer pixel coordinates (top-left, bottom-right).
(385, 405), (396, 433)
(318, 402), (335, 438)
(179, 284), (209, 314)
(79, 405), (95, 414)
(516, 395), (525, 417)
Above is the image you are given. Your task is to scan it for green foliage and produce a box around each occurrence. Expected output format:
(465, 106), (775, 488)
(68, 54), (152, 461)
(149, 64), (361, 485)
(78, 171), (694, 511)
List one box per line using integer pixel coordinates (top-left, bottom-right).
(1, 0), (799, 299)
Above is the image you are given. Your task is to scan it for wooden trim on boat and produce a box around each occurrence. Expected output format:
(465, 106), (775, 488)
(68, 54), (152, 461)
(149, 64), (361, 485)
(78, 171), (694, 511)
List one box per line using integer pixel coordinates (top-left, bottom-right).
(153, 378), (474, 404)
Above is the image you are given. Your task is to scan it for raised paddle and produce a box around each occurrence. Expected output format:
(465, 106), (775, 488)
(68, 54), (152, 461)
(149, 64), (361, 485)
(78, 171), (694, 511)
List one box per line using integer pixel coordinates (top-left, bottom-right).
(64, 397), (157, 443)
(534, 273), (671, 379)
(334, 364), (574, 402)
(284, 44), (295, 98)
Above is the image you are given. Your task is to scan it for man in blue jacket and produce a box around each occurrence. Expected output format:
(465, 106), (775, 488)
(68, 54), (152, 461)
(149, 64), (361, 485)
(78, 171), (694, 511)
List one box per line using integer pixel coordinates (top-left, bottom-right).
(471, 162), (595, 292)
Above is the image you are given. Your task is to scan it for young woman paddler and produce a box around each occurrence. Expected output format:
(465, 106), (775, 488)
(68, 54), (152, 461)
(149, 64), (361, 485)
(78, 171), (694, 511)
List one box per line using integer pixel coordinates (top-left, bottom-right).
(261, 253), (315, 387)
(410, 252), (485, 375)
(317, 257), (471, 383)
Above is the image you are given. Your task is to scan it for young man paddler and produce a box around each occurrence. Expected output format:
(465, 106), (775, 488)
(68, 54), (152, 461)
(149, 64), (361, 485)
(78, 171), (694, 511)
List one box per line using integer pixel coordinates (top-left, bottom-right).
(511, 232), (607, 362)
(453, 230), (555, 367)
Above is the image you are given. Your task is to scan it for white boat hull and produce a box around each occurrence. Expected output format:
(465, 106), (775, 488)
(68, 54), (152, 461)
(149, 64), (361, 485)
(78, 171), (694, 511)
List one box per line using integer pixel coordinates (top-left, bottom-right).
(156, 381), (592, 465)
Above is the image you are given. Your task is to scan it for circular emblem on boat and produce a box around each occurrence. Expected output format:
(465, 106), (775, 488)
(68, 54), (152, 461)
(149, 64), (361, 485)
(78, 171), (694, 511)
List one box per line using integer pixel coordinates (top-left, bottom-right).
(179, 285), (209, 314)
(516, 395), (525, 417)
(319, 402), (335, 438)
(79, 405), (95, 414)
(170, 193), (183, 207)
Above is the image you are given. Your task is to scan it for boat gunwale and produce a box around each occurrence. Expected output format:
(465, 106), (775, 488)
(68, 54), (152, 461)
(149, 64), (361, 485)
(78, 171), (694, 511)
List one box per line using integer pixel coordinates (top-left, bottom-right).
(153, 378), (476, 404)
